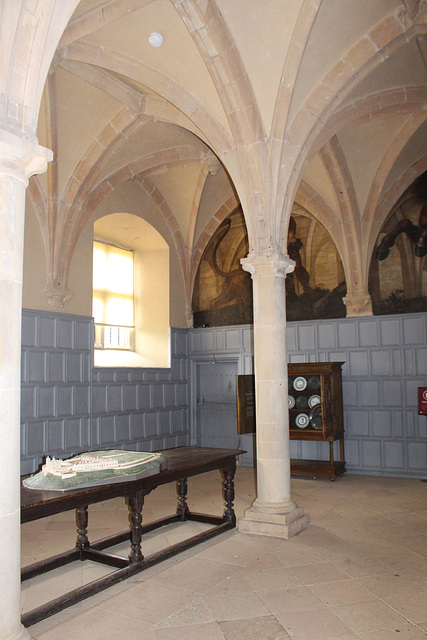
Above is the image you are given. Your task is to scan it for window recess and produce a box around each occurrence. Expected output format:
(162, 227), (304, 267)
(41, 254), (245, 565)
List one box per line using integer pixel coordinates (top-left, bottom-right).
(93, 240), (134, 351)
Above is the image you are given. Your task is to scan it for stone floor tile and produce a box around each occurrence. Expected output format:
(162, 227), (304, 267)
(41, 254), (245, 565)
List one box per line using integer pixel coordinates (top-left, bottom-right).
(155, 622), (224, 640)
(289, 561), (350, 585)
(257, 584), (324, 614)
(276, 605), (353, 639)
(202, 589), (270, 621)
(150, 555), (242, 593)
(384, 591), (427, 625)
(309, 578), (378, 607)
(357, 571), (426, 599)
(219, 615), (290, 639)
(358, 626), (427, 639)
(21, 470), (427, 640)
(99, 580), (198, 625)
(331, 599), (410, 634)
(154, 597), (215, 628)
(241, 565), (302, 591)
(32, 605), (157, 640)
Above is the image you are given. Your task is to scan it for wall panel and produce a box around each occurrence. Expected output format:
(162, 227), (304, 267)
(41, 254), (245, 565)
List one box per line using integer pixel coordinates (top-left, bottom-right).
(190, 314), (427, 478)
(21, 309), (190, 474)
(21, 310), (426, 477)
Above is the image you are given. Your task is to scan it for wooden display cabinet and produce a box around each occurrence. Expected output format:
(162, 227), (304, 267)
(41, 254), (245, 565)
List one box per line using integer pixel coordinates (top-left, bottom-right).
(288, 362), (345, 480)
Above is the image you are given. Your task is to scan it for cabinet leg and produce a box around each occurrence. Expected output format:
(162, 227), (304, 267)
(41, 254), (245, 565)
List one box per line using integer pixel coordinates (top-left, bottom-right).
(339, 436), (345, 463)
(329, 442), (336, 481)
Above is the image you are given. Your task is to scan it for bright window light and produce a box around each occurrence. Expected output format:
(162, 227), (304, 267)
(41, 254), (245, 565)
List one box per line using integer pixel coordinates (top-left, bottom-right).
(93, 241), (135, 350)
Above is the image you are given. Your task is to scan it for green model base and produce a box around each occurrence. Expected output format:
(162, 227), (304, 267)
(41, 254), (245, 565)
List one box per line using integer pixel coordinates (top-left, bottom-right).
(23, 450), (167, 492)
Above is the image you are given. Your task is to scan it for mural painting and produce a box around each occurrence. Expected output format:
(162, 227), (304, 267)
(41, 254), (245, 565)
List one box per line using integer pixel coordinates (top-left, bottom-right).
(370, 172), (427, 315)
(193, 208), (253, 327)
(284, 208), (346, 322)
(192, 206), (346, 327)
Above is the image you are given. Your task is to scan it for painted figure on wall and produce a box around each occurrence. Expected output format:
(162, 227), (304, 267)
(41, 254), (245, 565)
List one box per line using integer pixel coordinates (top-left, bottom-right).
(193, 209), (253, 327)
(284, 210), (346, 322)
(192, 206), (346, 327)
(370, 172), (427, 315)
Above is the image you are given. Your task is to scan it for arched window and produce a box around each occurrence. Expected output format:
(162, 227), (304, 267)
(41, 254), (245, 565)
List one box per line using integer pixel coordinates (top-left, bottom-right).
(93, 241), (135, 350)
(93, 213), (170, 367)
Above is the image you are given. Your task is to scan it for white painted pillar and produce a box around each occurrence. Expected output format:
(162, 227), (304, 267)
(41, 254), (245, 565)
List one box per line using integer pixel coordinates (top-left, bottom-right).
(238, 250), (309, 538)
(0, 128), (51, 640)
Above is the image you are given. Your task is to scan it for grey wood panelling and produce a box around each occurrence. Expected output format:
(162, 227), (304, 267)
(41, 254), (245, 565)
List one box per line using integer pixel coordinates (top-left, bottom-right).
(21, 310), (427, 477)
(21, 310), (190, 474)
(190, 314), (427, 478)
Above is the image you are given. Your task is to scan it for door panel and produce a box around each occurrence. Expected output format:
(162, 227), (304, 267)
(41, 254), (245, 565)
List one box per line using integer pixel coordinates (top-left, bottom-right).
(196, 362), (239, 449)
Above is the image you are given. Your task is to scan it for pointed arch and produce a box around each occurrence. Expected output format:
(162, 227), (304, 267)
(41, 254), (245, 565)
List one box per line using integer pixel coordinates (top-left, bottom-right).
(62, 40), (234, 155)
(190, 194), (240, 300)
(0, 0), (79, 137)
(276, 4), (426, 247)
(367, 156), (427, 265)
(363, 112), (427, 261)
(170, 0), (270, 250)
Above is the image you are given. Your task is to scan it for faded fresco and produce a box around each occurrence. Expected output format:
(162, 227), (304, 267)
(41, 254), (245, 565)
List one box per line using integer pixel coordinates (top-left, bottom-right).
(192, 206), (346, 327)
(193, 208), (253, 327)
(370, 172), (427, 315)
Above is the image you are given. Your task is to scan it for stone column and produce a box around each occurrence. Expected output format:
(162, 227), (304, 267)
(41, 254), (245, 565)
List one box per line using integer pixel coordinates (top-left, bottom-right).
(238, 250), (309, 538)
(0, 128), (51, 640)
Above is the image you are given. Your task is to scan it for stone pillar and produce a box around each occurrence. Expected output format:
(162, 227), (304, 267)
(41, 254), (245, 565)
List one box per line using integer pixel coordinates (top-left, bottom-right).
(0, 128), (51, 640)
(238, 250), (309, 538)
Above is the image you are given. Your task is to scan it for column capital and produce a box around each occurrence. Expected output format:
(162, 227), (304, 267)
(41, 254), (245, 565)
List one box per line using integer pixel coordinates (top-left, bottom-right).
(45, 282), (72, 310)
(0, 127), (52, 184)
(343, 292), (373, 317)
(241, 249), (295, 278)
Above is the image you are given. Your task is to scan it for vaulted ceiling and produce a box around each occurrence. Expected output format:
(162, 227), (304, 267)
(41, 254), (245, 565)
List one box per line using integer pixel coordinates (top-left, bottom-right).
(29, 0), (427, 318)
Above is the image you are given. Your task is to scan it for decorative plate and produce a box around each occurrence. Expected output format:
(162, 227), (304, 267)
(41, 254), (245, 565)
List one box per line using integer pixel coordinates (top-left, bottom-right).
(296, 395), (308, 409)
(293, 376), (307, 391)
(288, 395), (295, 408)
(295, 412), (309, 428)
(308, 394), (321, 408)
(307, 376), (320, 391)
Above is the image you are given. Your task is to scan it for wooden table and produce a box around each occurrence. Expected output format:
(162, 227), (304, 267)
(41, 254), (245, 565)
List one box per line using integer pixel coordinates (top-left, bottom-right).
(21, 446), (244, 627)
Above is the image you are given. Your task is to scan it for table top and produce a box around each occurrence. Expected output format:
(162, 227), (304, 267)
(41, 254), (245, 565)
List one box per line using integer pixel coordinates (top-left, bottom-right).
(21, 446), (245, 522)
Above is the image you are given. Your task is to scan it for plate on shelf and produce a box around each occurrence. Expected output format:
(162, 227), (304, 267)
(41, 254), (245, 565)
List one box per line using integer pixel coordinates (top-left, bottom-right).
(308, 376), (320, 391)
(309, 405), (322, 429)
(308, 394), (321, 408)
(295, 413), (309, 428)
(288, 395), (295, 409)
(296, 395), (308, 409)
(293, 376), (307, 391)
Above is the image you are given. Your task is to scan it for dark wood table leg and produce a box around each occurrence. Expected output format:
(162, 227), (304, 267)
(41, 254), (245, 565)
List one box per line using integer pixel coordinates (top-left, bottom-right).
(128, 491), (145, 564)
(76, 505), (89, 553)
(177, 478), (189, 521)
(223, 466), (236, 526)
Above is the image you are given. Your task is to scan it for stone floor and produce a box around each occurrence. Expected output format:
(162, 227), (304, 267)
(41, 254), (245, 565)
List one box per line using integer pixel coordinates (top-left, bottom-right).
(22, 466), (427, 640)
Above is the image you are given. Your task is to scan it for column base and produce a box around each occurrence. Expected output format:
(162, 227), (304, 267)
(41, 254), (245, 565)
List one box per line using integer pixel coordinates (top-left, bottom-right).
(6, 626), (32, 640)
(238, 505), (310, 539)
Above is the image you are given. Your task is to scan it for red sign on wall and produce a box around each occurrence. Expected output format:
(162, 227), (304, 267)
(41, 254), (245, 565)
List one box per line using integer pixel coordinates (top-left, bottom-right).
(418, 388), (427, 415)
